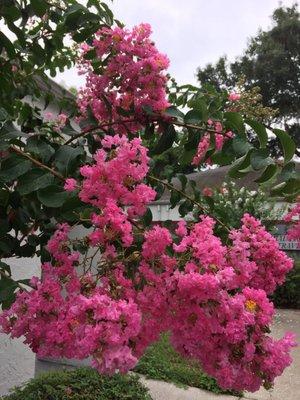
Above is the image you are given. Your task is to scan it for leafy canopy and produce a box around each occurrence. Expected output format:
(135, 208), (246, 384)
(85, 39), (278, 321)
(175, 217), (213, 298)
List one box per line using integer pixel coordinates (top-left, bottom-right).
(196, 4), (300, 152)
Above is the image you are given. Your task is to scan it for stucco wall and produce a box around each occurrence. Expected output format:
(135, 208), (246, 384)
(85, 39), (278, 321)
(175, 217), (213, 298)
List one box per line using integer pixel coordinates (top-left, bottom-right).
(0, 257), (40, 396)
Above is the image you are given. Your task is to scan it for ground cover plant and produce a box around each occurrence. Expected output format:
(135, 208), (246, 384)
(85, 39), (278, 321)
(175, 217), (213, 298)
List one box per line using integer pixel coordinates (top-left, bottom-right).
(0, 368), (152, 400)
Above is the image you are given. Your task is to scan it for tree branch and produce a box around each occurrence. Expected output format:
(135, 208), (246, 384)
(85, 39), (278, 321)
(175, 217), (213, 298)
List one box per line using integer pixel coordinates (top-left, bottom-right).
(9, 143), (230, 232)
(63, 117), (232, 146)
(10, 146), (65, 181)
(148, 174), (230, 232)
(64, 119), (137, 145)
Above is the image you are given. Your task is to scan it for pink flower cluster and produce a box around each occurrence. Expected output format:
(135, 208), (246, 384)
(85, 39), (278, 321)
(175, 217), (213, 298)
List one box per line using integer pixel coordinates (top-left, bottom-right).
(78, 134), (156, 254)
(284, 201), (300, 245)
(0, 223), (142, 374)
(136, 216), (295, 392)
(229, 214), (294, 293)
(78, 24), (170, 134)
(0, 209), (295, 391)
(228, 92), (241, 101)
(44, 112), (68, 132)
(192, 120), (233, 166)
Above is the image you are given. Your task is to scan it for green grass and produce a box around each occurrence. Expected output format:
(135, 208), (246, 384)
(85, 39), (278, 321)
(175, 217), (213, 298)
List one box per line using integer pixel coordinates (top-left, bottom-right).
(1, 368), (152, 400)
(135, 333), (241, 396)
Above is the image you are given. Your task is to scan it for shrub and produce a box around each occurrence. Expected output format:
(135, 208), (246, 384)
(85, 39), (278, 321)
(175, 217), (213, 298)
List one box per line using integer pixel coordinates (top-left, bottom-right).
(272, 260), (300, 309)
(1, 368), (152, 400)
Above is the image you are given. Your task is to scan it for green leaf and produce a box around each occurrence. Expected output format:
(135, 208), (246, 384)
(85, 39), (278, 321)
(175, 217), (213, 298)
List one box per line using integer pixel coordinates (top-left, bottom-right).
(232, 136), (252, 156)
(224, 112), (245, 136)
(64, 4), (86, 29)
(178, 199), (193, 217)
(142, 105), (155, 116)
(282, 179), (300, 195)
(164, 106), (185, 121)
(0, 219), (10, 236)
(270, 182), (287, 196)
(250, 149), (273, 171)
(255, 164), (278, 183)
(0, 261), (11, 276)
(280, 162), (299, 181)
(2, 5), (22, 21)
(0, 190), (9, 206)
(144, 124), (155, 139)
(152, 125), (176, 155)
(0, 276), (17, 302)
(60, 196), (87, 222)
(273, 129), (296, 164)
(16, 169), (54, 195)
(54, 146), (84, 176)
(180, 149), (196, 166)
(31, 0), (48, 17)
(271, 179), (300, 196)
(25, 137), (55, 163)
(170, 190), (181, 208)
(0, 32), (15, 58)
(141, 208), (153, 226)
(228, 151), (252, 178)
(184, 110), (205, 125)
(0, 108), (8, 121)
(0, 122), (25, 143)
(245, 119), (268, 148)
(187, 99), (208, 121)
(32, 43), (46, 66)
(211, 151), (233, 166)
(178, 174), (188, 191)
(37, 185), (69, 208)
(0, 156), (32, 182)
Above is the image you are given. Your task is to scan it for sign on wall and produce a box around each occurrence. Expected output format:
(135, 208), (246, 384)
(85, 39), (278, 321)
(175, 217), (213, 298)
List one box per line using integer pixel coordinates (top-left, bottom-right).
(275, 234), (299, 251)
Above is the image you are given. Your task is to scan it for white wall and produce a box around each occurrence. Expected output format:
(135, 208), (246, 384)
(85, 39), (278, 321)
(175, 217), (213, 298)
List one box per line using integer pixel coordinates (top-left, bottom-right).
(0, 257), (40, 396)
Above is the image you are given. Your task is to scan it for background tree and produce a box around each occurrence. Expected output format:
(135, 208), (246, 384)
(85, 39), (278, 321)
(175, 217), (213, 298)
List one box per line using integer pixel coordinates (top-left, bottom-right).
(196, 4), (300, 154)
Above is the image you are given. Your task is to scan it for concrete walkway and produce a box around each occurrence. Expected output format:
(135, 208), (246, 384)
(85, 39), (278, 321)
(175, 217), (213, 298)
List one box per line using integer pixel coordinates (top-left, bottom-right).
(0, 309), (299, 399)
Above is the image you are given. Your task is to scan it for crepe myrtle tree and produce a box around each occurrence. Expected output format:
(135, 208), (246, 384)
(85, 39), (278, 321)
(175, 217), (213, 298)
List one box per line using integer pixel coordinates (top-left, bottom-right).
(0, 1), (300, 394)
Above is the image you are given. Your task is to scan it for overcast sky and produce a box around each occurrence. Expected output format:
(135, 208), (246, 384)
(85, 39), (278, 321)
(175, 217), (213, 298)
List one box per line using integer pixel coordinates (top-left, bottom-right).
(54, 0), (297, 89)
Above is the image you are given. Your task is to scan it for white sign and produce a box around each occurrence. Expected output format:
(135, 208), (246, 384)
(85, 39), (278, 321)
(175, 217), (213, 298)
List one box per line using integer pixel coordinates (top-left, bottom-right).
(275, 235), (299, 251)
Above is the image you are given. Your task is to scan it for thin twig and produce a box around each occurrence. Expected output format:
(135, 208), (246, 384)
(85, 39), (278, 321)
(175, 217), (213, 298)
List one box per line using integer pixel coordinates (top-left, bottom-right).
(64, 117), (231, 145)
(148, 174), (230, 232)
(64, 119), (137, 145)
(10, 146), (65, 181)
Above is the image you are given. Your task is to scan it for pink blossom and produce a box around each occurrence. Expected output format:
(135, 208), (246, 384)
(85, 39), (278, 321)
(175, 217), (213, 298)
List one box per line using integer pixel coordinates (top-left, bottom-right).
(57, 113), (68, 128)
(77, 24), (170, 135)
(228, 92), (241, 101)
(64, 178), (77, 192)
(284, 202), (300, 244)
(203, 187), (213, 197)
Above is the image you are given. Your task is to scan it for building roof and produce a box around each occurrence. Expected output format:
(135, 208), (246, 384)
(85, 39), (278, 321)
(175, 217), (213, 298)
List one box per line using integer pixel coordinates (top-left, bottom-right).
(155, 163), (300, 204)
(34, 75), (75, 101)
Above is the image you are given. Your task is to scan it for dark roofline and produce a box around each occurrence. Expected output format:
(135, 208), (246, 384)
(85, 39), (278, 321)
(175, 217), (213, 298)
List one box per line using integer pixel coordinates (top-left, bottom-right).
(153, 163), (300, 204)
(34, 74), (75, 101)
